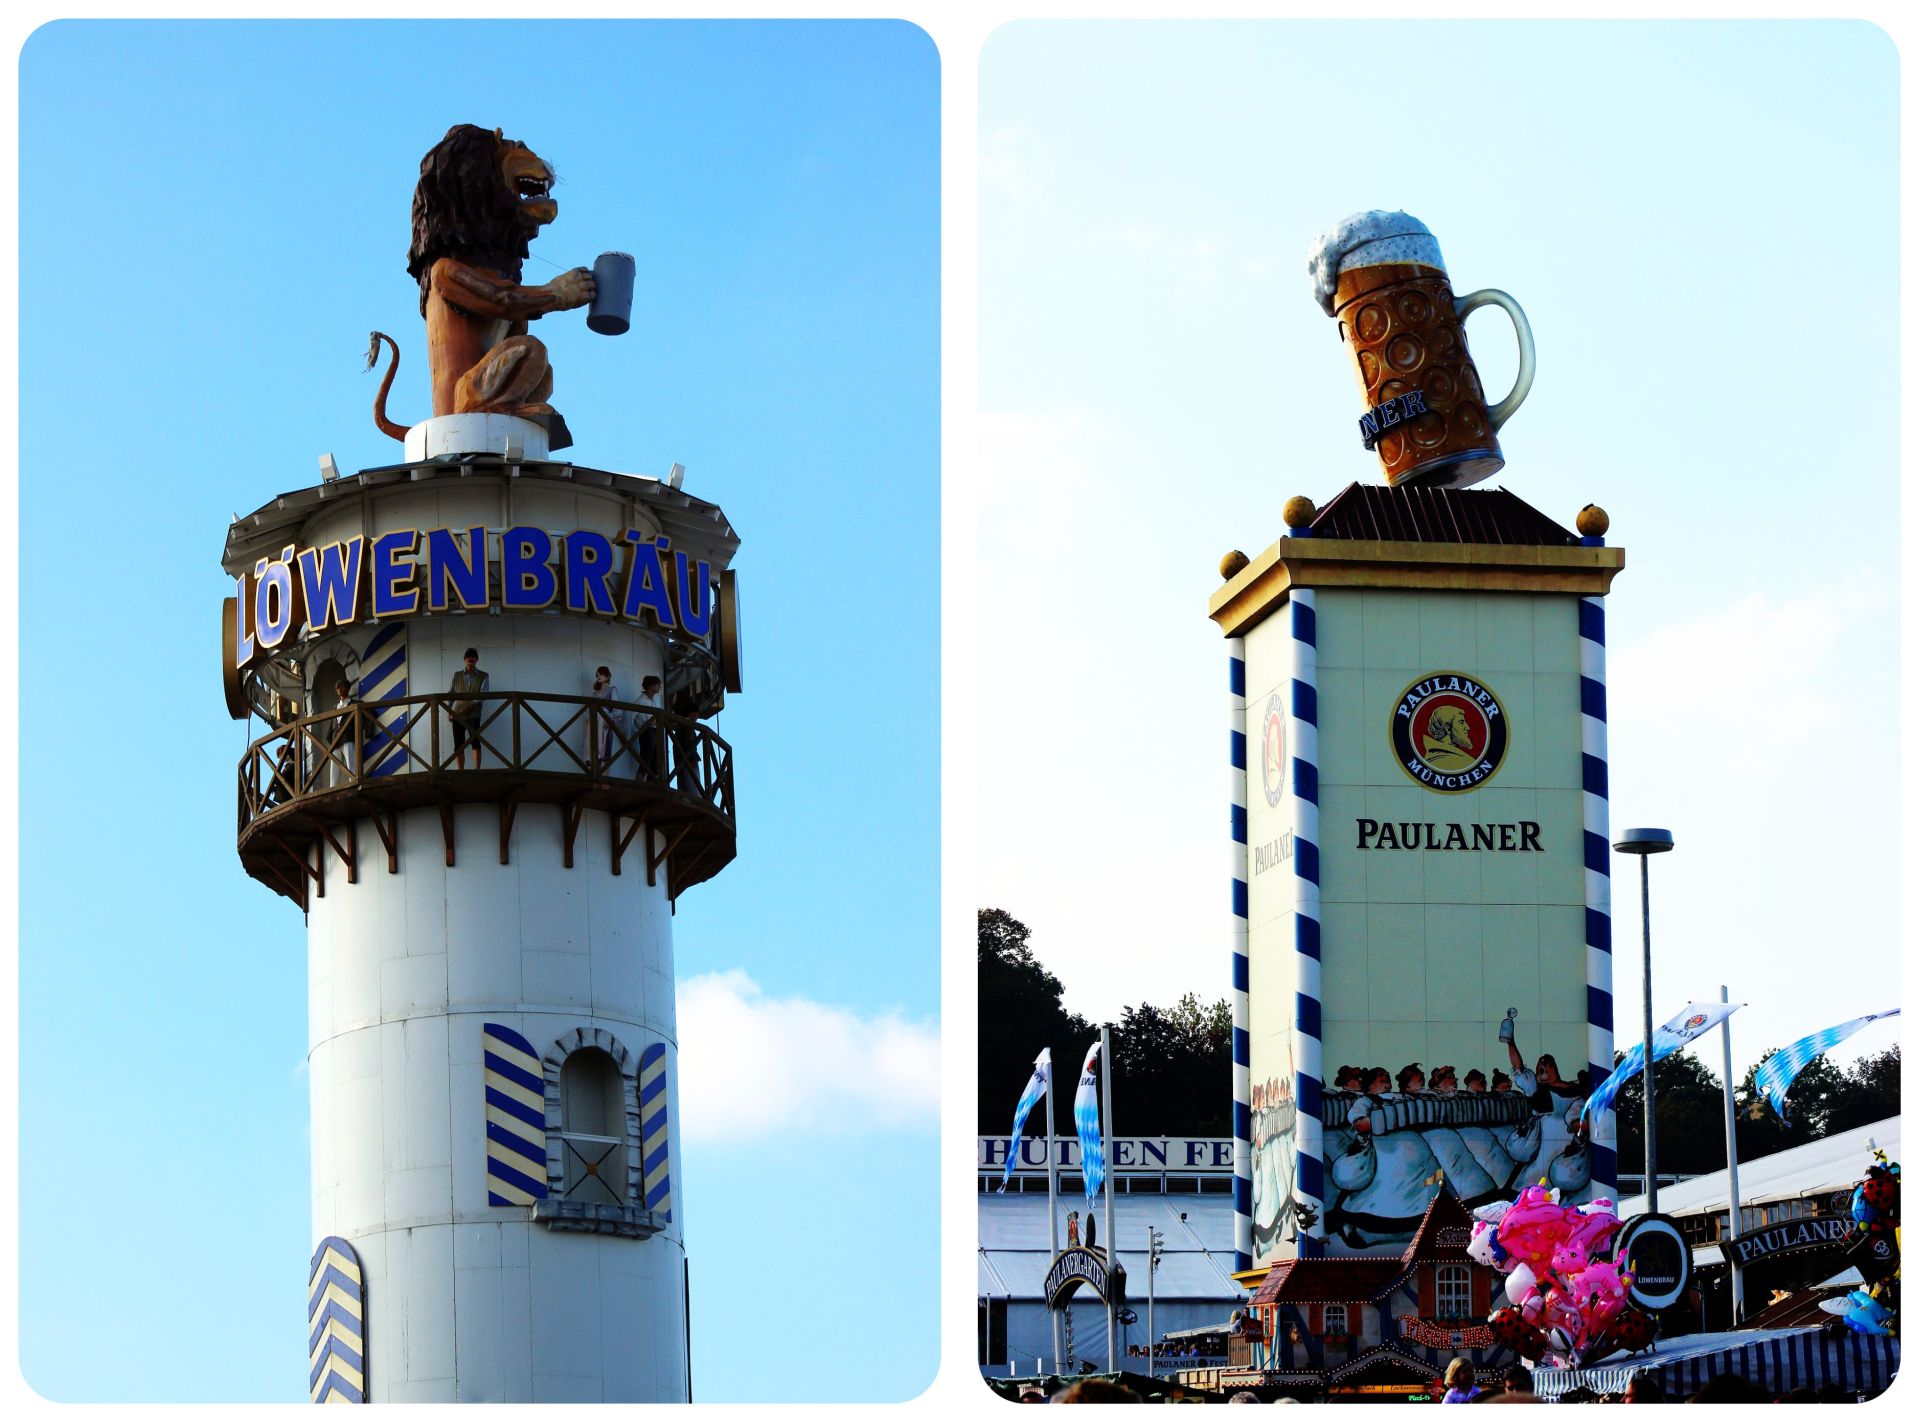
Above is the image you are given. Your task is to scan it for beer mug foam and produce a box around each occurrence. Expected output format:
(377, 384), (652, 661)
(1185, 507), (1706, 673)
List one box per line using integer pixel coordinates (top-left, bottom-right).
(1308, 210), (1535, 489)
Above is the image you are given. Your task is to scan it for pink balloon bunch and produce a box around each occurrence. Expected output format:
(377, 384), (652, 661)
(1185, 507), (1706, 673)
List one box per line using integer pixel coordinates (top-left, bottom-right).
(1494, 1185), (1566, 1273)
(1482, 1186), (1641, 1368)
(1552, 1200), (1624, 1276)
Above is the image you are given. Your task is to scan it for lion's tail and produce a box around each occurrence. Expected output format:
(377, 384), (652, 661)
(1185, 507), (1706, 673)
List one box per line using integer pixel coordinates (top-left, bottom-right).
(365, 332), (408, 442)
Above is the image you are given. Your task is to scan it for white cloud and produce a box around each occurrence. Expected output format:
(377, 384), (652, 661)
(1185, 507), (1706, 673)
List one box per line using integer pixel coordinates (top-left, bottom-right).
(1610, 580), (1886, 768)
(982, 121), (1047, 202)
(975, 406), (1111, 507)
(674, 970), (938, 1142)
(1094, 222), (1224, 296)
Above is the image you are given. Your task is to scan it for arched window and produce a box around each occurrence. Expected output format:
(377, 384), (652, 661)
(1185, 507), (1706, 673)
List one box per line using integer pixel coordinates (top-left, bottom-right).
(1437, 1264), (1472, 1319)
(559, 1047), (627, 1205)
(527, 1026), (667, 1238)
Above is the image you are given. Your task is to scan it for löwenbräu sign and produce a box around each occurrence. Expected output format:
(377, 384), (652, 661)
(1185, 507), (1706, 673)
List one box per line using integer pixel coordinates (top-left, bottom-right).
(231, 525), (715, 673)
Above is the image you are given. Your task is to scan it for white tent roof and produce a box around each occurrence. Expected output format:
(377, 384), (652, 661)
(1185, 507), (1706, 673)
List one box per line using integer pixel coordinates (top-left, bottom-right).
(977, 1193), (1246, 1302)
(1618, 1117), (1898, 1221)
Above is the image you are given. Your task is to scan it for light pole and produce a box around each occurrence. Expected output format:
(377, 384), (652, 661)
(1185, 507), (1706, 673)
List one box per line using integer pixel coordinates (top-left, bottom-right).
(1614, 827), (1673, 1214)
(1147, 1227), (1164, 1379)
(1718, 984), (1745, 1324)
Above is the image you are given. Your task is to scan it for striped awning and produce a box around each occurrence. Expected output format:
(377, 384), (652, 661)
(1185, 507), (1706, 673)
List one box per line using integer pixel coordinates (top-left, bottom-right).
(1529, 1327), (1897, 1399)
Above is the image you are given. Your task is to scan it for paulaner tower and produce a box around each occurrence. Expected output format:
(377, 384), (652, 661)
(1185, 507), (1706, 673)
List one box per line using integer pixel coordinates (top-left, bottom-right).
(1217, 213), (1621, 1285)
(220, 126), (741, 1403)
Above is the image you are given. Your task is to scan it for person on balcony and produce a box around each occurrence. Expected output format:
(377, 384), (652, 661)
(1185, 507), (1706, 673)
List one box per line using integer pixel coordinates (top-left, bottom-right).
(636, 674), (664, 782)
(590, 665), (621, 772)
(449, 648), (489, 769)
(327, 678), (359, 787)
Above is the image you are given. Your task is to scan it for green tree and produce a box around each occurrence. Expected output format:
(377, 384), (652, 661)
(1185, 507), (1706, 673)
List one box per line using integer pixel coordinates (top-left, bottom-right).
(978, 909), (1234, 1139)
(1735, 1043), (1900, 1150)
(1611, 1048), (1728, 1179)
(1110, 992), (1234, 1136)
(1825, 1045), (1900, 1134)
(978, 908), (1091, 1134)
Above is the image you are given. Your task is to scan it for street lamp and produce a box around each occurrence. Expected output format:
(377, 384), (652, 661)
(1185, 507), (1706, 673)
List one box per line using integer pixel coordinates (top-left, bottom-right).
(1614, 827), (1674, 1214)
(1146, 1227), (1164, 1379)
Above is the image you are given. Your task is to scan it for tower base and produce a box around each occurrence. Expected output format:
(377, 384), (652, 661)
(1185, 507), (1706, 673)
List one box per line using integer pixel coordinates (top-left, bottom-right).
(404, 413), (555, 462)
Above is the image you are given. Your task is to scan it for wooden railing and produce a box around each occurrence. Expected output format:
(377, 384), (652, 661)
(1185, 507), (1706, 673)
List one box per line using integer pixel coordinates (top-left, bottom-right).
(240, 690), (732, 825)
(235, 691), (735, 905)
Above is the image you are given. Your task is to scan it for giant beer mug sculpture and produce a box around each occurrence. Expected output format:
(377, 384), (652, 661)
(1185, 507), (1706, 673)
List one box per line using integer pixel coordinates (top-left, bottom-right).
(1309, 211), (1535, 488)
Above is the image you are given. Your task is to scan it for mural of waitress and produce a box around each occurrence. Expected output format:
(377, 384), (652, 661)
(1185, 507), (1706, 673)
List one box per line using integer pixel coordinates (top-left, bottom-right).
(1498, 1008), (1594, 1192)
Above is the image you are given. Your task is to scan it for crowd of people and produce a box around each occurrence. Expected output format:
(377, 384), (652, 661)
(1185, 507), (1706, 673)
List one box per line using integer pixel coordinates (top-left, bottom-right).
(1123, 1343), (1218, 1361)
(1001, 1357), (1874, 1405)
(1429, 1357), (1866, 1405)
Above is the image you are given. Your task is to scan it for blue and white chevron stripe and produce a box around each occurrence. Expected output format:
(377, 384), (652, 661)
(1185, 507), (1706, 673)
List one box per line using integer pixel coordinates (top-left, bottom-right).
(1288, 590), (1323, 1254)
(1577, 588), (1616, 1190)
(1074, 1041), (1106, 1205)
(639, 1041), (673, 1220)
(1000, 1049), (1051, 1193)
(483, 1023), (549, 1205)
(1755, 1009), (1899, 1122)
(308, 1235), (366, 1404)
(356, 622), (408, 777)
(1228, 638), (1252, 1274)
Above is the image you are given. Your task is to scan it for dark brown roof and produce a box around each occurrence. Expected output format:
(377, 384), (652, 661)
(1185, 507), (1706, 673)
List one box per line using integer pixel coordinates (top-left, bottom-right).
(1250, 1190), (1478, 1305)
(1250, 1256), (1402, 1305)
(1308, 482), (1578, 546)
(1742, 1285), (1853, 1331)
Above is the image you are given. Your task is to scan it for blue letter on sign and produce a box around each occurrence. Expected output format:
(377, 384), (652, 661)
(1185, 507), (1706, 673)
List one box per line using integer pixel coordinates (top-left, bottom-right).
(501, 526), (557, 610)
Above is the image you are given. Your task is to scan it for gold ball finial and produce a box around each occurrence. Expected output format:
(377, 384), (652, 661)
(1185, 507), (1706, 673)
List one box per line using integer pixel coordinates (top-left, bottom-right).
(1575, 504), (1610, 538)
(1283, 495), (1317, 530)
(1219, 549), (1250, 580)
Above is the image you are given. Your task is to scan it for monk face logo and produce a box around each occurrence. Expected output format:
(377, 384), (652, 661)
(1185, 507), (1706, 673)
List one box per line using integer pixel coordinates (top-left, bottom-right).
(1262, 694), (1287, 807)
(1390, 672), (1509, 792)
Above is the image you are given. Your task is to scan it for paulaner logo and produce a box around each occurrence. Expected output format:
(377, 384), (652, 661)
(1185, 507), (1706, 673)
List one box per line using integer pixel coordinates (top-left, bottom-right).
(1391, 672), (1509, 793)
(1262, 694), (1287, 808)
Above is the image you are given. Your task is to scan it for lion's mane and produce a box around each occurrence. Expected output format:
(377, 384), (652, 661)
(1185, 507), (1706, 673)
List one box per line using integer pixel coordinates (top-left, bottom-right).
(406, 124), (535, 317)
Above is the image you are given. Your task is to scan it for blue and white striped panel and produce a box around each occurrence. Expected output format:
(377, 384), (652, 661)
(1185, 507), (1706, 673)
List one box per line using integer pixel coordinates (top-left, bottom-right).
(483, 1023), (549, 1205)
(308, 1235), (365, 1404)
(1288, 589), (1323, 1255)
(1227, 639), (1252, 1274)
(639, 1042), (673, 1220)
(1577, 589), (1616, 1192)
(356, 622), (408, 778)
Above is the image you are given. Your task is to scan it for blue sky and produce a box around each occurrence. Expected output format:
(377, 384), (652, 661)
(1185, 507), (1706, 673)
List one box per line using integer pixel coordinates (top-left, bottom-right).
(16, 19), (937, 1403)
(979, 21), (1901, 1080)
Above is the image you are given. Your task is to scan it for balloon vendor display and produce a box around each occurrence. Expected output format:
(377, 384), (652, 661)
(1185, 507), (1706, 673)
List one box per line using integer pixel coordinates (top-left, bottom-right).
(1470, 1183), (1653, 1369)
(1834, 1146), (1900, 1338)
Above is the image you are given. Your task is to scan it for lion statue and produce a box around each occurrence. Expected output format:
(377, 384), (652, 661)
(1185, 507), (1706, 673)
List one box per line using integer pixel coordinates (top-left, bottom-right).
(368, 124), (596, 450)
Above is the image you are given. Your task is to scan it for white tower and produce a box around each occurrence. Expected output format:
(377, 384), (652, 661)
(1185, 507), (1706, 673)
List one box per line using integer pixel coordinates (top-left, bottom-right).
(223, 413), (742, 1402)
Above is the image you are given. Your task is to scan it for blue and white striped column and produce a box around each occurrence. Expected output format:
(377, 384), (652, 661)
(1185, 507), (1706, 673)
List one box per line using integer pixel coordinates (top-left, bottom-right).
(1288, 590), (1324, 1253)
(1578, 585), (1616, 1192)
(638, 1041), (674, 1219)
(1228, 639), (1252, 1275)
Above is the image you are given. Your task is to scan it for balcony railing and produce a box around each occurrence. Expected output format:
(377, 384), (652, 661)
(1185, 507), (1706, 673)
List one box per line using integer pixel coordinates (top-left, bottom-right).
(236, 690), (735, 907)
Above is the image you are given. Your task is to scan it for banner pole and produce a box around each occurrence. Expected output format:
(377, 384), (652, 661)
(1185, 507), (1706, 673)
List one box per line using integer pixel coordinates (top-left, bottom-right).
(1101, 1024), (1117, 1372)
(1047, 1063), (1062, 1375)
(1718, 984), (1745, 1323)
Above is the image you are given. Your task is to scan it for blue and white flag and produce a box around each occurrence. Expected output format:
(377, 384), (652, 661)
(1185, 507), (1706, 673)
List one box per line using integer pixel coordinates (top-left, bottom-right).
(1754, 1009), (1899, 1123)
(1583, 1000), (1741, 1121)
(1074, 1041), (1106, 1206)
(1000, 1048), (1051, 1192)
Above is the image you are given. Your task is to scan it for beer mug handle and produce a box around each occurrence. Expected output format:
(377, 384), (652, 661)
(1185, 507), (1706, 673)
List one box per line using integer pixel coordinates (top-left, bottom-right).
(1454, 288), (1536, 432)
